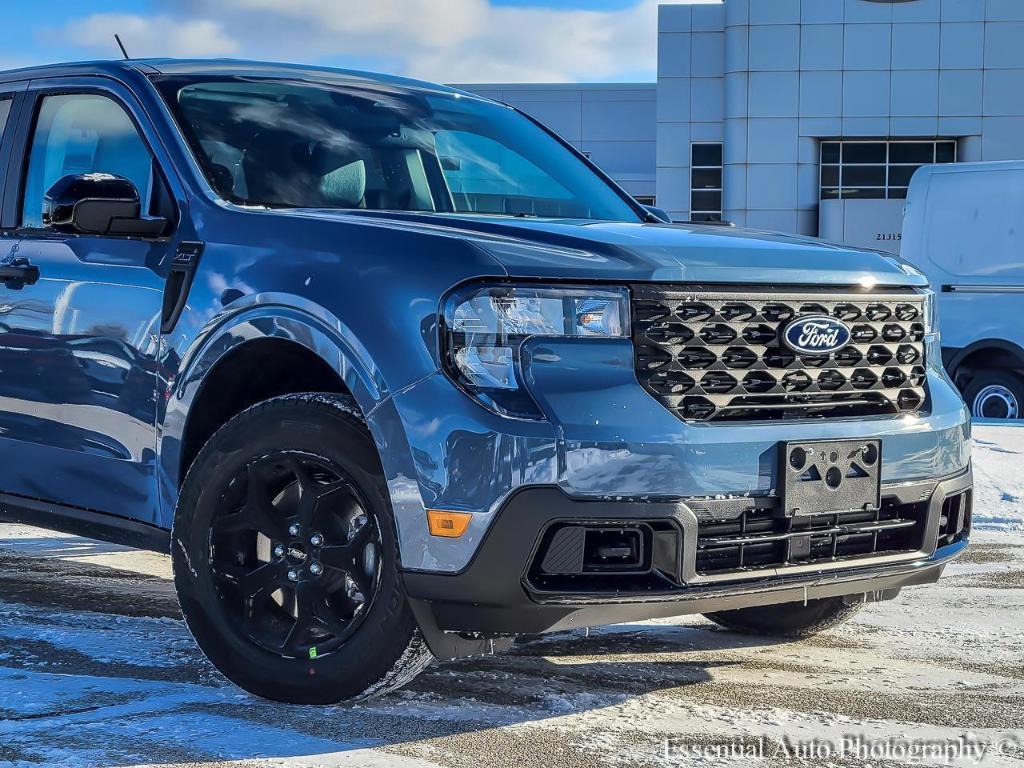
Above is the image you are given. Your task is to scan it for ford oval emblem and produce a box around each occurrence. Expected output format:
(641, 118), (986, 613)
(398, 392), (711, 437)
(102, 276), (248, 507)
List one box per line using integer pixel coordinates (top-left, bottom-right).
(782, 316), (852, 355)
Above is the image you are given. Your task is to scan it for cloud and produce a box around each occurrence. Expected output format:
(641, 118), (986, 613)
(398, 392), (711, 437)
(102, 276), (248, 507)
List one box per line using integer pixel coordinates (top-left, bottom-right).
(55, 0), (719, 83)
(65, 13), (239, 58)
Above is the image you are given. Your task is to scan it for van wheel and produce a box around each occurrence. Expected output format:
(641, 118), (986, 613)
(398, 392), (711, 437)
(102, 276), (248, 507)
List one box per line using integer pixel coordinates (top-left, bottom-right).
(963, 370), (1023, 419)
(703, 597), (862, 639)
(172, 393), (432, 704)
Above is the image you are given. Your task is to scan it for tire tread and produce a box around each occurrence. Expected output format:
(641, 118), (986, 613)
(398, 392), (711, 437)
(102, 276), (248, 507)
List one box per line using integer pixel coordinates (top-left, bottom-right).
(173, 391), (433, 704)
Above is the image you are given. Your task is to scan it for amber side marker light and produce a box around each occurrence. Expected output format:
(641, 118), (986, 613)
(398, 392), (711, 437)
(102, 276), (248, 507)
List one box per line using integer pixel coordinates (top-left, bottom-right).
(426, 509), (473, 538)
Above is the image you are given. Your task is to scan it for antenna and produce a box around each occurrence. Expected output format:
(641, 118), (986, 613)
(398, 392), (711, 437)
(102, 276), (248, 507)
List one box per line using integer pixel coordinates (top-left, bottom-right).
(114, 34), (129, 60)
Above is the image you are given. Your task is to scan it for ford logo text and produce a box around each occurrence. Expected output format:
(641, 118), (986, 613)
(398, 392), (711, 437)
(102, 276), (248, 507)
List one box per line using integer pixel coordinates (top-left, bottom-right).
(782, 316), (852, 355)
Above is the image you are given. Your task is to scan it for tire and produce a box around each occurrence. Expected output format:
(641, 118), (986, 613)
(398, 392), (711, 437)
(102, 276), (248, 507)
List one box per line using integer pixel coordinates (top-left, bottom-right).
(962, 369), (1024, 420)
(703, 596), (863, 639)
(172, 392), (432, 704)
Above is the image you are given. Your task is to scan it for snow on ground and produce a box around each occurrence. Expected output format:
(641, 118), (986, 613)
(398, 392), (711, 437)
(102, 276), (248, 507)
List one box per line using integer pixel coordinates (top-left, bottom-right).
(972, 422), (1024, 532)
(0, 427), (1022, 767)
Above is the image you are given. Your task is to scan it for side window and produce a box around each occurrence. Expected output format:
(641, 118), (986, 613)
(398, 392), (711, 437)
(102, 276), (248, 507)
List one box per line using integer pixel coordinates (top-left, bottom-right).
(21, 93), (153, 229)
(0, 99), (12, 138)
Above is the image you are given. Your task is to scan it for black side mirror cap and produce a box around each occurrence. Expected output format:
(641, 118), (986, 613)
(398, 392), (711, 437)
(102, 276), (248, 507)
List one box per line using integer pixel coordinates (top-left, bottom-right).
(43, 173), (168, 237)
(641, 204), (672, 223)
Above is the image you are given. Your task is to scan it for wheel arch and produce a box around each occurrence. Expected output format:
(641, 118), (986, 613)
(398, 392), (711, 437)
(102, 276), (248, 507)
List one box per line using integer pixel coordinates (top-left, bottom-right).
(161, 303), (395, 501)
(945, 338), (1024, 385)
(177, 337), (350, 487)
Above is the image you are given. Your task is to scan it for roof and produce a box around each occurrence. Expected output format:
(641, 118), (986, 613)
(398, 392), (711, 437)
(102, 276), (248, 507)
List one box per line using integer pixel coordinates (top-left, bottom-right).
(0, 58), (465, 96)
(450, 82), (656, 91)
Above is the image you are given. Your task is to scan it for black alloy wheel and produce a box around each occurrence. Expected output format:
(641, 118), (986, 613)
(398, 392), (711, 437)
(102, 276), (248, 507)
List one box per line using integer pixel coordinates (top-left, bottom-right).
(173, 393), (433, 704)
(209, 451), (381, 660)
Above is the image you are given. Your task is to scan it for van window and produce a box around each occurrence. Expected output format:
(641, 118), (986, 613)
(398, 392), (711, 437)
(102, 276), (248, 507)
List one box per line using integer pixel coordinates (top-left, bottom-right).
(924, 169), (1024, 278)
(21, 94), (153, 229)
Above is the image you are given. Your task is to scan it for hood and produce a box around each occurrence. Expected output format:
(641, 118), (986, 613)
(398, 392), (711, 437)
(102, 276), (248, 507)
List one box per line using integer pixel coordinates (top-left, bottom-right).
(298, 210), (928, 288)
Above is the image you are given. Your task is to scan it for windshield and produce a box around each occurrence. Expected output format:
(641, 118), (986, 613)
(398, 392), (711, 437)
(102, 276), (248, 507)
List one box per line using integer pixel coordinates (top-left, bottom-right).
(154, 76), (641, 222)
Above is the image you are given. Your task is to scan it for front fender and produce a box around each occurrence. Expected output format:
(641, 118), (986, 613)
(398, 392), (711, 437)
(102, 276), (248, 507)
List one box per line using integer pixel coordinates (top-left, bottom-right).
(172, 291), (388, 405)
(157, 294), (401, 527)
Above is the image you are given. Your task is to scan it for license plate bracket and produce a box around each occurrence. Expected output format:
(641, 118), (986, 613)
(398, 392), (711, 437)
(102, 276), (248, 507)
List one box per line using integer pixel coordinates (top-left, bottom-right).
(779, 439), (881, 517)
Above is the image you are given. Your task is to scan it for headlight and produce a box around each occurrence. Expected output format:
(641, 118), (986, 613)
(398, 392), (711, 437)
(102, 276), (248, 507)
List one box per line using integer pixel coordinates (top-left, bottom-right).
(443, 283), (630, 417)
(922, 288), (939, 336)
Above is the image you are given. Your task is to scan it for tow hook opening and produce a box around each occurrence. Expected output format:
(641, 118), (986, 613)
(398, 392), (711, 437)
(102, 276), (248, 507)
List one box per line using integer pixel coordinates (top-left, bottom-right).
(583, 528), (644, 572)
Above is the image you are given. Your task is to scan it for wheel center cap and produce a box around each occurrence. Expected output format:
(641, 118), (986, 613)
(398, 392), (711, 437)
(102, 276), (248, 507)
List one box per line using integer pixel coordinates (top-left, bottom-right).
(287, 544), (308, 564)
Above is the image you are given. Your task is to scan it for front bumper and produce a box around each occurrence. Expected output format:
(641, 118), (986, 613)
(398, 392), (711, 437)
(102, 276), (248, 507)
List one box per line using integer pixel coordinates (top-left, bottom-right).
(372, 335), (970, 573)
(404, 468), (971, 648)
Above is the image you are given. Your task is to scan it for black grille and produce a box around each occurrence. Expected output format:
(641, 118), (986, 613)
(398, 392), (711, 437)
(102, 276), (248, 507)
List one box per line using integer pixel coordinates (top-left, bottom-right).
(633, 286), (928, 422)
(695, 497), (927, 575)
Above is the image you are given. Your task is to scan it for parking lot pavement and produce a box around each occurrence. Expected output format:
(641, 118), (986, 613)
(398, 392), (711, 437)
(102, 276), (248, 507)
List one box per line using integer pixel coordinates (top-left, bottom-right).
(0, 520), (1022, 768)
(0, 423), (1021, 768)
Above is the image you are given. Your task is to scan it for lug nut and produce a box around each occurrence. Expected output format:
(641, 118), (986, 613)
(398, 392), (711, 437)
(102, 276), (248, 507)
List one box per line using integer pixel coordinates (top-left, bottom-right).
(287, 569), (299, 582)
(309, 562), (323, 577)
(310, 533), (324, 547)
(273, 544), (286, 559)
(288, 523), (300, 537)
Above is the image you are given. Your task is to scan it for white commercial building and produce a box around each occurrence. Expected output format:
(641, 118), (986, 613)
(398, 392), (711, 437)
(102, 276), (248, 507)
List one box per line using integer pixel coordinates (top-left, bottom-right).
(460, 0), (1024, 253)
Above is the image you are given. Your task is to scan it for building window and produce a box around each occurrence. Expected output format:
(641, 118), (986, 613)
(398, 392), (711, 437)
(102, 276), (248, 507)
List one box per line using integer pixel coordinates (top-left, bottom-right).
(634, 195), (656, 206)
(820, 140), (956, 201)
(690, 143), (722, 222)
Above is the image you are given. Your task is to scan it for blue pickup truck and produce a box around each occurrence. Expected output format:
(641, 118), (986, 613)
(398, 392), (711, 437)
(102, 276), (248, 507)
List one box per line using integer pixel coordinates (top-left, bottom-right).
(0, 59), (971, 704)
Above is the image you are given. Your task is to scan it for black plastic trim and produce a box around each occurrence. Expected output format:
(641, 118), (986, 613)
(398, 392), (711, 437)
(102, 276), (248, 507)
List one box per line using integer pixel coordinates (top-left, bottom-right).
(0, 492), (170, 552)
(161, 240), (204, 332)
(404, 469), (971, 641)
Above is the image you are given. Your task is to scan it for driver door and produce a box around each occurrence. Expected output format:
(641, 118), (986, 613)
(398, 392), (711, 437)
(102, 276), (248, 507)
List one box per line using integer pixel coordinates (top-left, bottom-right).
(0, 79), (180, 524)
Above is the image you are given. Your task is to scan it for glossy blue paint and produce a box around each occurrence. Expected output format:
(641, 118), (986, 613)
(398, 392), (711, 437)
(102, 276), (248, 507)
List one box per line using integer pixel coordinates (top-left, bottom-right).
(341, 211), (928, 287)
(523, 336), (968, 494)
(0, 60), (970, 575)
(0, 72), (190, 525)
(376, 371), (559, 571)
(0, 236), (165, 521)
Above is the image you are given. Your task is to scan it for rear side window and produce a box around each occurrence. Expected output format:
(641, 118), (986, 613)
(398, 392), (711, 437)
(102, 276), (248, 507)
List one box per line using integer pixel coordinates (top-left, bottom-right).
(0, 99), (12, 138)
(21, 94), (153, 228)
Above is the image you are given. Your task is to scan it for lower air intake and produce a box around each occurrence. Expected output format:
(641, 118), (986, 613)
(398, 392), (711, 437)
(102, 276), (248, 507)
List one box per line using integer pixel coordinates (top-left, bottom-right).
(695, 497), (928, 575)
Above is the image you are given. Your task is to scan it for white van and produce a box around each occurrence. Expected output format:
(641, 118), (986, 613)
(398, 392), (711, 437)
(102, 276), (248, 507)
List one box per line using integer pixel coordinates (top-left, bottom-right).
(902, 161), (1024, 419)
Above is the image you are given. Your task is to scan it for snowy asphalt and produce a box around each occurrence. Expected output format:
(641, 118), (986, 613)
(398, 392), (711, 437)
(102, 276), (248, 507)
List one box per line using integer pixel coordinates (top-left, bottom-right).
(0, 427), (1022, 767)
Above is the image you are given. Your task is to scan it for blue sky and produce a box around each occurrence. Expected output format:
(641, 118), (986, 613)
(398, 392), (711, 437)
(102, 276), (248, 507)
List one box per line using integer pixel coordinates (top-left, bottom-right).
(5, 0), (715, 82)
(9, 1), (147, 65)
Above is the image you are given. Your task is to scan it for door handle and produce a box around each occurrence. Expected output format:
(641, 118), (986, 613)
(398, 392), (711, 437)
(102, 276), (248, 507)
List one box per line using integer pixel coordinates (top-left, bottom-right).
(0, 257), (40, 289)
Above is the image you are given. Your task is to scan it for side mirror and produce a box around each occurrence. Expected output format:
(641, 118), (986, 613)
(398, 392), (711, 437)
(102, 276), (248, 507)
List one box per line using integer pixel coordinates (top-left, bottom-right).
(641, 204), (672, 223)
(42, 173), (167, 237)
